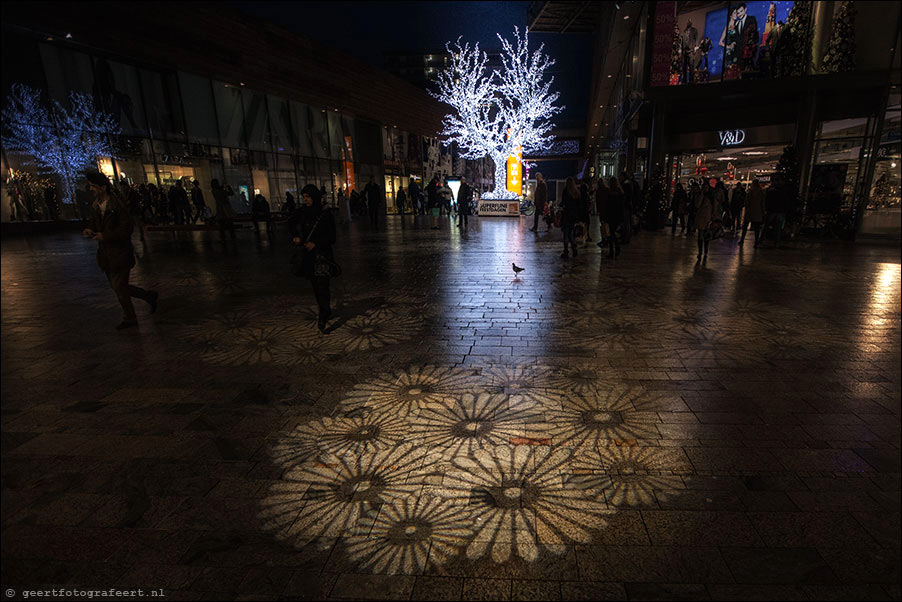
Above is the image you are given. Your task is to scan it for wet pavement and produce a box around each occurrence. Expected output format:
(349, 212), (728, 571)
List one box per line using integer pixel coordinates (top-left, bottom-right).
(2, 215), (900, 601)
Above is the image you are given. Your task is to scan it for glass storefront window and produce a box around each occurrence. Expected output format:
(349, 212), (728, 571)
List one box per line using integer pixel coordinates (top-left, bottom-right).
(179, 72), (220, 145)
(242, 88), (271, 152)
(140, 69), (185, 140)
(290, 101), (314, 157)
(222, 147), (252, 213)
(94, 59), (147, 137)
(267, 95), (296, 154)
(38, 43), (93, 102)
(656, 1), (809, 87)
(307, 107), (330, 159)
(861, 91), (901, 235)
(213, 81), (246, 148)
(328, 111), (343, 160)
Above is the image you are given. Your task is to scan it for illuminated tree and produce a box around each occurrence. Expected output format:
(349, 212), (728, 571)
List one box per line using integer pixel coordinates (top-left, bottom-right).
(2, 83), (119, 204)
(432, 28), (563, 199)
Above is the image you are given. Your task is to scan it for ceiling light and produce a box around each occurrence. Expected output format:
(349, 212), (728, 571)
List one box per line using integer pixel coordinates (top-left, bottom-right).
(607, 74), (612, 78)
(624, 15), (630, 20)
(716, 157), (737, 161)
(65, 33), (72, 39)
(743, 151), (767, 155)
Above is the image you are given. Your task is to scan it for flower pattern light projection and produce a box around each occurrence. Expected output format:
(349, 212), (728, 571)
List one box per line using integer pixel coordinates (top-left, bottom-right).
(543, 385), (664, 447)
(261, 365), (686, 573)
(271, 410), (410, 468)
(259, 444), (429, 547)
(327, 313), (423, 353)
(409, 392), (544, 458)
(569, 445), (690, 507)
(341, 495), (475, 575)
(338, 365), (480, 417)
(441, 446), (612, 563)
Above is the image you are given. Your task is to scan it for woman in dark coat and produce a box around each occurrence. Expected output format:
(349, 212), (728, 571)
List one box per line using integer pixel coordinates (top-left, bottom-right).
(290, 184), (337, 332)
(594, 177), (609, 244)
(671, 182), (688, 235)
(602, 176), (624, 258)
(560, 177), (582, 258)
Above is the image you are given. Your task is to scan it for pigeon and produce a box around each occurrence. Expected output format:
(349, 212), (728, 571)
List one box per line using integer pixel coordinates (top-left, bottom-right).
(512, 263), (525, 275)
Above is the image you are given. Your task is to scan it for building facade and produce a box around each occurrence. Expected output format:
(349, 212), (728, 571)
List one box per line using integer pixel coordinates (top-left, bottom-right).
(582, 0), (900, 239)
(1, 2), (492, 222)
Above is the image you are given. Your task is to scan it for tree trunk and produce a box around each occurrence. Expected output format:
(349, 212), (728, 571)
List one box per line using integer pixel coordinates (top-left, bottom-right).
(485, 153), (517, 200)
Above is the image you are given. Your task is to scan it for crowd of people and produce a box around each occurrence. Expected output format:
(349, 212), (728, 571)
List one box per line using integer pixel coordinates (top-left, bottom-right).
(529, 169), (794, 263)
(668, 175), (793, 259)
(80, 162), (799, 334)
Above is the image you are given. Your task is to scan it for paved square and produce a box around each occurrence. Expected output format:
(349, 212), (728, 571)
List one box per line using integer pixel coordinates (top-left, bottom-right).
(2, 217), (900, 600)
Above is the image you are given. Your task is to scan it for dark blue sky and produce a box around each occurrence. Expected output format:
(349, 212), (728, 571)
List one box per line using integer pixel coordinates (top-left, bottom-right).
(230, 1), (591, 129)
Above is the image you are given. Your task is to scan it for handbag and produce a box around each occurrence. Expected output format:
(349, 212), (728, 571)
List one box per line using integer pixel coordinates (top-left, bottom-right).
(314, 253), (342, 278)
(291, 213), (342, 278)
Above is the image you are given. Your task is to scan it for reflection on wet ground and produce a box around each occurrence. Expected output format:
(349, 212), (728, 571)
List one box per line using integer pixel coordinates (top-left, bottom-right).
(2, 216), (900, 600)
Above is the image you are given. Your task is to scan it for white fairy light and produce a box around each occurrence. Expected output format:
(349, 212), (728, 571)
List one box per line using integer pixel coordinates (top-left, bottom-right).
(432, 28), (563, 199)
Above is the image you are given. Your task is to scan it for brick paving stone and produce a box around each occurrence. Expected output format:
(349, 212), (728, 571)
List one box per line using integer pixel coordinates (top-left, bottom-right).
(2, 219), (900, 600)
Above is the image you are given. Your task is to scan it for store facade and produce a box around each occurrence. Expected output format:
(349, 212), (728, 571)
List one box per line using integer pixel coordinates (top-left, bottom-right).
(591, 0), (901, 238)
(1, 3), (471, 222)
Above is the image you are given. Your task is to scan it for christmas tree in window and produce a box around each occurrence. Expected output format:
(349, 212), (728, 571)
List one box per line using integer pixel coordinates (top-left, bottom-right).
(821, 0), (856, 73)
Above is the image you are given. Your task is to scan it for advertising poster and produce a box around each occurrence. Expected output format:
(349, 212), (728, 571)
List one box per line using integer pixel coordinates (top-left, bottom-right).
(651, 1), (677, 87)
(677, 1), (795, 82)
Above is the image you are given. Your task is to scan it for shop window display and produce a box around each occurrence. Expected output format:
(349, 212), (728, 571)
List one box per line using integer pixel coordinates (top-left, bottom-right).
(861, 94), (901, 235)
(663, 1), (799, 85)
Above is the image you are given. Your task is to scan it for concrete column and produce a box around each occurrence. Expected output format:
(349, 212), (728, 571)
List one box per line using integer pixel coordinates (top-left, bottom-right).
(796, 93), (819, 210)
(811, 1), (836, 73)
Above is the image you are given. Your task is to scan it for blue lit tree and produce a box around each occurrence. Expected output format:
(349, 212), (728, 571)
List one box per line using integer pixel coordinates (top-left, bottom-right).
(2, 83), (119, 205)
(433, 28), (563, 199)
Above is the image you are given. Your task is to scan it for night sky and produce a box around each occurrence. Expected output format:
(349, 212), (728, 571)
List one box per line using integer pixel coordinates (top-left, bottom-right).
(229, 1), (592, 130)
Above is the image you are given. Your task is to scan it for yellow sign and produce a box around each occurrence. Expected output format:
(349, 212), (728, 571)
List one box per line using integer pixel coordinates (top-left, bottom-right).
(506, 146), (522, 194)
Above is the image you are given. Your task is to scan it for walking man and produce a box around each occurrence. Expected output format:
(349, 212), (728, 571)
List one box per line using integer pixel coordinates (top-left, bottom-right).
(458, 177), (473, 229)
(191, 180), (207, 223)
(83, 172), (158, 330)
(365, 176), (381, 228)
(530, 172), (547, 232)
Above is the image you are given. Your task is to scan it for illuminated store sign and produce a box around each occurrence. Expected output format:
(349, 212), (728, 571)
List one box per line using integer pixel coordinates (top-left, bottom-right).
(718, 129), (746, 146)
(507, 146), (523, 194)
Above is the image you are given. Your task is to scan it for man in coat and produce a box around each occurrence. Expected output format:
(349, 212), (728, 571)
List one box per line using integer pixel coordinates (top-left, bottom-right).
(530, 172), (548, 232)
(364, 176), (382, 228)
(735, 2), (759, 72)
(457, 177), (473, 230)
(83, 172), (158, 330)
(191, 180), (207, 223)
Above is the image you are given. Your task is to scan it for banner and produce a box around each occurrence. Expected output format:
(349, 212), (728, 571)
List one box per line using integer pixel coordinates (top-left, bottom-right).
(651, 1), (677, 87)
(506, 147), (522, 194)
(478, 200), (520, 217)
(342, 136), (355, 192)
